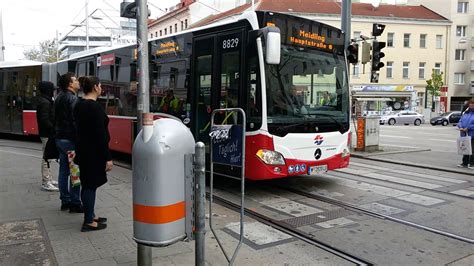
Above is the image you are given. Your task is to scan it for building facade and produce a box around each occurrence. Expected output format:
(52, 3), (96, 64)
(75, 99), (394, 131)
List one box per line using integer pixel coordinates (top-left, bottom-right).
(148, 0), (251, 39)
(409, 0), (474, 111)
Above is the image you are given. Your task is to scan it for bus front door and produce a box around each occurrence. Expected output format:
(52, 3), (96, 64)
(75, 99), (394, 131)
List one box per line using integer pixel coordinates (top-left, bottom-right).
(193, 29), (245, 144)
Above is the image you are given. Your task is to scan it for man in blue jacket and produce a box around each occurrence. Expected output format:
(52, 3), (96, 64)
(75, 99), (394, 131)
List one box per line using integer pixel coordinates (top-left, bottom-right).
(457, 98), (474, 169)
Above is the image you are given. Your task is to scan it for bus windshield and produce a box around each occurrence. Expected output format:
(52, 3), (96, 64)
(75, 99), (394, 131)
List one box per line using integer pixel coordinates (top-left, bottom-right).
(265, 45), (349, 135)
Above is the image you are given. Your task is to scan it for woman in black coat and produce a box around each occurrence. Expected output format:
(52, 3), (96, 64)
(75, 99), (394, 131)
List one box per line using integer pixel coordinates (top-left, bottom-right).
(74, 76), (113, 232)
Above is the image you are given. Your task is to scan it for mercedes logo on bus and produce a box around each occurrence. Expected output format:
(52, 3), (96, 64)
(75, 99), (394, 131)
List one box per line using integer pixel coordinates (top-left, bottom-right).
(314, 148), (322, 160)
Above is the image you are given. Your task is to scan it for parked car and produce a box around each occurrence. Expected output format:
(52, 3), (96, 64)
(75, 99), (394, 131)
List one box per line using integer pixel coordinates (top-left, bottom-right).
(379, 111), (425, 126)
(430, 111), (462, 126)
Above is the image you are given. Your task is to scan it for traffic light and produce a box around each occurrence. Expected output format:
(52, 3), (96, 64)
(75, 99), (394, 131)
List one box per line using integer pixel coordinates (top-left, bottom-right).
(361, 41), (371, 64)
(347, 43), (359, 64)
(371, 40), (386, 71)
(372, 23), (386, 37)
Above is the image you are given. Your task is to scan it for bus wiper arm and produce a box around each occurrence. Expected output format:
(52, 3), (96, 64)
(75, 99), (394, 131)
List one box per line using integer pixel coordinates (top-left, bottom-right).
(312, 113), (345, 131)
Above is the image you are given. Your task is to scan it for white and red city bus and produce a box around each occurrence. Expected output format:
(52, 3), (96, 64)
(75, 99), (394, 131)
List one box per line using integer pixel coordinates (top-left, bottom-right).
(0, 11), (350, 180)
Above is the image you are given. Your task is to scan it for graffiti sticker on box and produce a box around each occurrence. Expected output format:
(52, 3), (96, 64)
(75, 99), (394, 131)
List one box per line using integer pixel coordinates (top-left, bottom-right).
(210, 125), (243, 166)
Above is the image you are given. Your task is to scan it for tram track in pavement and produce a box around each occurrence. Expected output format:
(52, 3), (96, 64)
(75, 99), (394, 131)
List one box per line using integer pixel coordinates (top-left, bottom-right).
(270, 184), (474, 245)
(331, 168), (474, 201)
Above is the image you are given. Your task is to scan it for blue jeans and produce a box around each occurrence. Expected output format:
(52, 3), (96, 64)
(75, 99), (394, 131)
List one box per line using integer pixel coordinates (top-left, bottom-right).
(81, 187), (97, 224)
(55, 139), (81, 205)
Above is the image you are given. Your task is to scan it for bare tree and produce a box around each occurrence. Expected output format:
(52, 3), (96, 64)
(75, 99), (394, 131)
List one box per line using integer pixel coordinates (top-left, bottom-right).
(23, 39), (61, 62)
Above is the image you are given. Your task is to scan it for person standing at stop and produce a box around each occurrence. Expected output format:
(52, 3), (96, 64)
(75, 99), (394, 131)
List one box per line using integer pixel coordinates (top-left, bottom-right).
(457, 98), (474, 169)
(74, 76), (112, 232)
(55, 72), (82, 212)
(36, 81), (59, 192)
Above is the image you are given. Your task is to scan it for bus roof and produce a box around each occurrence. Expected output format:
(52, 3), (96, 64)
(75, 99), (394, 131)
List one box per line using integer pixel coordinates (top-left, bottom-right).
(0, 60), (43, 68)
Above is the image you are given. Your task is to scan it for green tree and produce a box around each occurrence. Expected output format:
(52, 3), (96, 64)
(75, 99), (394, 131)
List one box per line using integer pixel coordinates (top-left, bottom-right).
(425, 70), (444, 110)
(23, 39), (61, 62)
(425, 70), (443, 97)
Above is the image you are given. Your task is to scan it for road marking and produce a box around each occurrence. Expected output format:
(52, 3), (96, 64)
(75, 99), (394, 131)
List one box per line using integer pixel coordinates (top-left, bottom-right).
(226, 222), (292, 245)
(316, 217), (354, 229)
(358, 202), (405, 216)
(428, 138), (456, 143)
(322, 175), (418, 197)
(450, 189), (474, 197)
(265, 201), (324, 217)
(380, 144), (420, 149)
(395, 194), (444, 206)
(379, 135), (412, 139)
(349, 162), (466, 184)
(338, 170), (443, 189)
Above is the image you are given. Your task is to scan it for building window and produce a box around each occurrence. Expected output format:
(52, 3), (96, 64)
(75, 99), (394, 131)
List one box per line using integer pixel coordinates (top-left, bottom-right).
(175, 23), (178, 32)
(352, 64), (360, 78)
(455, 49), (466, 61)
(164, 28), (167, 35)
(386, 61), (393, 78)
(434, 63), (441, 75)
(387, 33), (394, 47)
(456, 25), (467, 37)
(353, 31), (361, 39)
(419, 62), (425, 79)
(436, 35), (443, 48)
(404, 34), (410, 47)
(185, 19), (188, 29)
(181, 21), (184, 30)
(160, 30), (162, 36)
(170, 26), (172, 34)
(150, 33), (153, 38)
(454, 72), (465, 84)
(420, 34), (426, 48)
(403, 62), (409, 78)
(458, 1), (468, 13)
(155, 31), (158, 37)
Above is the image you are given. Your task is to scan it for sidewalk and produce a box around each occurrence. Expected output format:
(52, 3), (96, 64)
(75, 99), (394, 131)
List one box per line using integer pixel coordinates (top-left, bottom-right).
(0, 143), (348, 265)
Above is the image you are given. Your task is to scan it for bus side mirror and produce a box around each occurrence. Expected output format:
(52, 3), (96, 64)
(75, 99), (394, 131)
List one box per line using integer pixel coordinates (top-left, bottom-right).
(265, 28), (281, 65)
(249, 26), (281, 65)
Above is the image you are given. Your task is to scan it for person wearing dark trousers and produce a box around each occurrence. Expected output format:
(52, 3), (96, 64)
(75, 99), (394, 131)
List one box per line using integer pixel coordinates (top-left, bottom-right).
(74, 76), (113, 232)
(36, 81), (59, 192)
(55, 72), (82, 212)
(457, 98), (474, 169)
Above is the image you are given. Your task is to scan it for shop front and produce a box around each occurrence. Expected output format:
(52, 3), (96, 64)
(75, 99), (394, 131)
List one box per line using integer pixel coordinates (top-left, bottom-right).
(351, 85), (417, 117)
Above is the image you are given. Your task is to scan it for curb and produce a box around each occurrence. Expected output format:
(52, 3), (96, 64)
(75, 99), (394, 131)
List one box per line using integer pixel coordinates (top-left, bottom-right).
(351, 154), (472, 176)
(351, 148), (431, 157)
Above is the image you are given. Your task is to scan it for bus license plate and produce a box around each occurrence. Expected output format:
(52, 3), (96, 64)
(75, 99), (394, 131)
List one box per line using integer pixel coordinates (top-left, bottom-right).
(308, 165), (328, 175)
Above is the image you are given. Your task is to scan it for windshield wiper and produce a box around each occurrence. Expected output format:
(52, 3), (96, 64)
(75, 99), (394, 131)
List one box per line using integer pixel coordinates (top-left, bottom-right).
(311, 113), (346, 132)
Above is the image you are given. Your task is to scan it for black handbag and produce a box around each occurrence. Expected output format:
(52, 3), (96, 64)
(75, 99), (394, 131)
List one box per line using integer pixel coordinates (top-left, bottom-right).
(43, 138), (59, 161)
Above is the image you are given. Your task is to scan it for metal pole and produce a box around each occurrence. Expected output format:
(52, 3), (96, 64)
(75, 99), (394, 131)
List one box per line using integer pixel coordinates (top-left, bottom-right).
(85, 0), (89, 50)
(137, 244), (151, 266)
(341, 0), (351, 50)
(195, 142), (206, 266)
(136, 0), (150, 131)
(56, 30), (59, 61)
(136, 0), (151, 265)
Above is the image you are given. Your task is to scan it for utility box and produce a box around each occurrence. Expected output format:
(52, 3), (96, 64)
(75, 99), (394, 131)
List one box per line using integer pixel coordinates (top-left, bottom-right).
(355, 116), (379, 152)
(132, 118), (195, 247)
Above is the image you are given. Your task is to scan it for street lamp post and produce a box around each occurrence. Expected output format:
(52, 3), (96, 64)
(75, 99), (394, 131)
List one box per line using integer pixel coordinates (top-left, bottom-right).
(85, 0), (89, 50)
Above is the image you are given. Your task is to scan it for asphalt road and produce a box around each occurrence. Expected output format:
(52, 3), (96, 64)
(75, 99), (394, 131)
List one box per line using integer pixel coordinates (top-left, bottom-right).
(376, 123), (465, 169)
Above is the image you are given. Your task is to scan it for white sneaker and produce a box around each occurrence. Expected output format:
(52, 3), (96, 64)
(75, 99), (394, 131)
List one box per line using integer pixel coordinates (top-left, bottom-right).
(42, 183), (59, 192)
(50, 180), (58, 186)
(468, 165), (474, 170)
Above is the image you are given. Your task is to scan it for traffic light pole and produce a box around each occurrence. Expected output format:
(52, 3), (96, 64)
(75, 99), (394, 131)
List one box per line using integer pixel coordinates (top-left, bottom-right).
(136, 0), (151, 265)
(341, 0), (352, 50)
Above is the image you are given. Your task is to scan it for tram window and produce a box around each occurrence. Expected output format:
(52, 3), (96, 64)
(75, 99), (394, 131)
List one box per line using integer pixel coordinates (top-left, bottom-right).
(219, 51), (239, 110)
(149, 60), (187, 118)
(88, 61), (95, 76)
(77, 62), (86, 76)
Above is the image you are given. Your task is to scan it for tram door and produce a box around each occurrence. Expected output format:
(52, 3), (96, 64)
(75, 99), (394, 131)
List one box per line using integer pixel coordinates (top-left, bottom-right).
(193, 29), (245, 143)
(0, 69), (24, 134)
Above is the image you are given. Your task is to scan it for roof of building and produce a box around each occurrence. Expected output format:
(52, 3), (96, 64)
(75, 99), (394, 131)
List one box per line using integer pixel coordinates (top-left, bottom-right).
(148, 0), (194, 28)
(191, 0), (448, 28)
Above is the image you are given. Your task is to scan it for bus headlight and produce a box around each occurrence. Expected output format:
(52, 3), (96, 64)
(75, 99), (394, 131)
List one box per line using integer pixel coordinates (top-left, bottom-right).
(256, 149), (285, 165)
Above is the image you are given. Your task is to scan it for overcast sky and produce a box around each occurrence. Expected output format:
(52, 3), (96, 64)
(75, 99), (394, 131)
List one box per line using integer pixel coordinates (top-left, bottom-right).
(0, 0), (180, 61)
